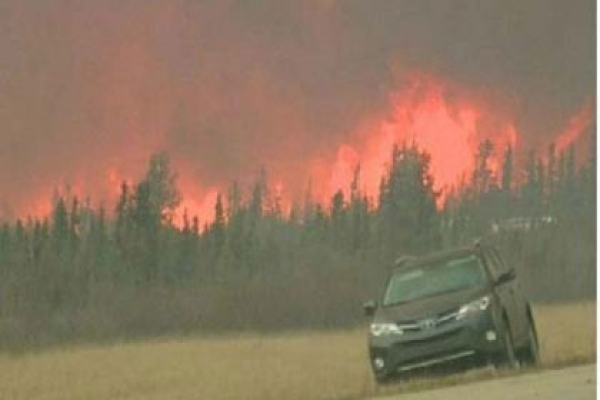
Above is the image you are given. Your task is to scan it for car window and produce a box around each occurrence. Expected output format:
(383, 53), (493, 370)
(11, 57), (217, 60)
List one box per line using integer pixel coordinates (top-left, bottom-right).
(483, 250), (503, 281)
(484, 248), (511, 281)
(491, 248), (512, 274)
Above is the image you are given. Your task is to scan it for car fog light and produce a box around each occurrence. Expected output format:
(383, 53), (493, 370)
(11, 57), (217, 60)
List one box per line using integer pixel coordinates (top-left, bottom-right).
(373, 357), (385, 370)
(485, 330), (497, 341)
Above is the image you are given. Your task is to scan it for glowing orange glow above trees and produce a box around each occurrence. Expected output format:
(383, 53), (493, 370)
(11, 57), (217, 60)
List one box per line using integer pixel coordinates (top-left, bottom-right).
(176, 188), (219, 230)
(6, 75), (593, 229)
(0, 1), (594, 234)
(311, 75), (519, 205)
(555, 100), (594, 153)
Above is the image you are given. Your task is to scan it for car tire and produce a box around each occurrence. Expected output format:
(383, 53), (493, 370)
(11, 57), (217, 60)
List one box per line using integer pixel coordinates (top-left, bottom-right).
(521, 317), (540, 366)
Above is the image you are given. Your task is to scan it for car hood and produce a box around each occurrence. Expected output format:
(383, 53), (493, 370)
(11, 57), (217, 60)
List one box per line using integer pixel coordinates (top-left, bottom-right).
(374, 286), (489, 323)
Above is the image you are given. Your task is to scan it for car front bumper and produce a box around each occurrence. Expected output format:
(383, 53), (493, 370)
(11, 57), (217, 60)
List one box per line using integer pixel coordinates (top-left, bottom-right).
(368, 310), (503, 378)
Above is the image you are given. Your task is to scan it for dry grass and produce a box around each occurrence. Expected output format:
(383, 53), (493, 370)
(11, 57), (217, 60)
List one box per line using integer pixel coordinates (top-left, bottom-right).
(0, 302), (594, 400)
(534, 302), (596, 366)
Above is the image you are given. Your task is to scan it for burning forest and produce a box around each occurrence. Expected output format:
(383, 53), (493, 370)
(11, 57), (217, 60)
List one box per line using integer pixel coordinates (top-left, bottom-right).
(0, 0), (595, 349)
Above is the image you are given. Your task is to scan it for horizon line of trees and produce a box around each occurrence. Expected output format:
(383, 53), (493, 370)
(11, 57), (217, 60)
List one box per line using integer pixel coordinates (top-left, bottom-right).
(0, 135), (595, 349)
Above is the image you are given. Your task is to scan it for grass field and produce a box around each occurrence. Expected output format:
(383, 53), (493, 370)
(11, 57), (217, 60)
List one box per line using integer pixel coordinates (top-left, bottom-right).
(0, 302), (595, 400)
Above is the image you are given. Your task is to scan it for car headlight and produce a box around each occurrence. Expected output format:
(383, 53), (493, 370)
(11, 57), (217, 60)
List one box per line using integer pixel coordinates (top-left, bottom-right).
(456, 296), (491, 320)
(370, 323), (404, 336)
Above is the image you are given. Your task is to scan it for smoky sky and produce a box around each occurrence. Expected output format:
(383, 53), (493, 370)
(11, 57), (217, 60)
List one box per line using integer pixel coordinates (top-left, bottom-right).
(0, 0), (595, 217)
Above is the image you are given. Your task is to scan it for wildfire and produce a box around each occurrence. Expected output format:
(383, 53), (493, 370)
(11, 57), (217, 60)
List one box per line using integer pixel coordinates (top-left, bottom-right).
(555, 100), (594, 153)
(5, 76), (592, 229)
(313, 75), (518, 205)
(176, 188), (219, 230)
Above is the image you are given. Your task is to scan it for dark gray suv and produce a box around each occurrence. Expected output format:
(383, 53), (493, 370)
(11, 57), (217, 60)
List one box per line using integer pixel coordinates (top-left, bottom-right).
(363, 243), (539, 383)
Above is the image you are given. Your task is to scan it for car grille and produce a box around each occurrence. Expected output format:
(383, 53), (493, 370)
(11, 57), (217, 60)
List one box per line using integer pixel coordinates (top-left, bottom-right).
(401, 327), (462, 345)
(396, 308), (460, 333)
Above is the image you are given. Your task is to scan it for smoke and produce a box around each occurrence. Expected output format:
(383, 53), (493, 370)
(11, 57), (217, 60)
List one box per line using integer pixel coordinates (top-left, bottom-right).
(0, 0), (594, 222)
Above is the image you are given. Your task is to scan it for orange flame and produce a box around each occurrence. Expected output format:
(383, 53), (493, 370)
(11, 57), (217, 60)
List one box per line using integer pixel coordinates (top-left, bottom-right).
(176, 188), (219, 230)
(8, 76), (590, 227)
(313, 75), (516, 205)
(556, 100), (594, 153)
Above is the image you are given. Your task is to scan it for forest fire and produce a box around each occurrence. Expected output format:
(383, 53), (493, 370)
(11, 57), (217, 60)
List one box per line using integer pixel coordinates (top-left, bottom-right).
(176, 186), (220, 230)
(0, 3), (594, 369)
(310, 75), (519, 207)
(3, 76), (592, 230)
(0, 0), (593, 231)
(167, 76), (520, 226)
(555, 100), (594, 153)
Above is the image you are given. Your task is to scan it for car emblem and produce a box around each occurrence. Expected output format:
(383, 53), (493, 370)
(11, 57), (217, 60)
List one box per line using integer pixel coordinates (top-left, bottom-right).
(419, 318), (436, 330)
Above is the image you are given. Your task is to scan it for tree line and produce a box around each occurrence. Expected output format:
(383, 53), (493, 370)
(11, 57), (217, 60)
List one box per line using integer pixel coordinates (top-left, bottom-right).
(0, 136), (595, 349)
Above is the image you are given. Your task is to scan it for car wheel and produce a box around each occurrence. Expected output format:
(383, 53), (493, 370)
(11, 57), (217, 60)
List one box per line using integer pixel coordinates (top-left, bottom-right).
(522, 318), (540, 366)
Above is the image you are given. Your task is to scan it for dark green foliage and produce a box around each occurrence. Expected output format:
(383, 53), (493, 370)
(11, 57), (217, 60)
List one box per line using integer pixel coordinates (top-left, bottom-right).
(378, 144), (440, 256)
(501, 144), (514, 193)
(142, 152), (181, 223)
(0, 135), (595, 349)
(51, 197), (69, 255)
(443, 135), (596, 302)
(472, 139), (496, 196)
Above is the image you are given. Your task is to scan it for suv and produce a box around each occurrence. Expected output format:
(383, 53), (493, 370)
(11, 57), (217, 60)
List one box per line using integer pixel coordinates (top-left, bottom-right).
(363, 243), (539, 383)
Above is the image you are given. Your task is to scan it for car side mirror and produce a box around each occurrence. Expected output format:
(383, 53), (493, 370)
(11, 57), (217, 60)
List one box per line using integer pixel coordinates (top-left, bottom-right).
(363, 300), (377, 317)
(496, 269), (516, 285)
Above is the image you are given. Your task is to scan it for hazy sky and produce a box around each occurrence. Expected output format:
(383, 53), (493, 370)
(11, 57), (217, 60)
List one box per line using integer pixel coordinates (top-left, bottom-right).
(0, 0), (595, 218)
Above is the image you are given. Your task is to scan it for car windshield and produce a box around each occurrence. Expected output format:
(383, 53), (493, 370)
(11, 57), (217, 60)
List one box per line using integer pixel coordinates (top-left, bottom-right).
(383, 255), (487, 306)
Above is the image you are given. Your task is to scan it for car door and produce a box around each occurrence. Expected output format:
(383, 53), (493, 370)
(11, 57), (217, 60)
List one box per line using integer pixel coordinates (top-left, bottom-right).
(491, 248), (529, 345)
(483, 249), (522, 342)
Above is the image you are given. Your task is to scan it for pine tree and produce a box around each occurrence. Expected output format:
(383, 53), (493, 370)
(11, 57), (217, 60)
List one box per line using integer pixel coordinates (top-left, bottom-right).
(68, 196), (80, 259)
(249, 167), (268, 221)
(141, 152), (181, 224)
(115, 182), (132, 242)
(501, 144), (514, 193)
(227, 180), (242, 221)
(302, 179), (315, 224)
(379, 144), (440, 255)
(52, 197), (69, 256)
(211, 193), (226, 254)
(0, 223), (10, 266)
(347, 165), (369, 252)
(521, 150), (543, 217)
(472, 139), (496, 197)
(330, 189), (346, 249)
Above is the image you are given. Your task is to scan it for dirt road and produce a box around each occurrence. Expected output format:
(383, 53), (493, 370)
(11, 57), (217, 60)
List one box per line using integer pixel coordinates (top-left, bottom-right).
(375, 364), (596, 400)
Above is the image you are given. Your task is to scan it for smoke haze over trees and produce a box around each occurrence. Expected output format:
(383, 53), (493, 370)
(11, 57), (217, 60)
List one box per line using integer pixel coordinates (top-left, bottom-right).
(0, 0), (594, 221)
(0, 138), (595, 349)
(0, 0), (594, 351)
